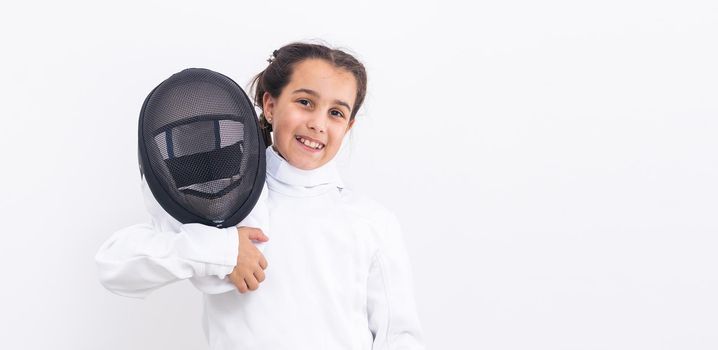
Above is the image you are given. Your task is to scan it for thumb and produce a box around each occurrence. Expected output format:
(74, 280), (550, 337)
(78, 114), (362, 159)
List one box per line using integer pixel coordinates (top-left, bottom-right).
(247, 229), (269, 242)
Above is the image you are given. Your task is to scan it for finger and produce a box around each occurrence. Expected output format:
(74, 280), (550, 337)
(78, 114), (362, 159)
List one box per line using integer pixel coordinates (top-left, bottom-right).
(258, 230), (269, 241)
(248, 233), (269, 242)
(258, 254), (268, 270)
(227, 272), (237, 285)
(248, 229), (269, 242)
(245, 276), (259, 291)
(254, 269), (266, 283)
(229, 273), (249, 293)
(227, 269), (242, 284)
(234, 278), (249, 293)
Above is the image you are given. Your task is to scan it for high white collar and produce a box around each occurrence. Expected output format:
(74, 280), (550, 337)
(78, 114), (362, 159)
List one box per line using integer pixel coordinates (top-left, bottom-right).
(265, 146), (344, 196)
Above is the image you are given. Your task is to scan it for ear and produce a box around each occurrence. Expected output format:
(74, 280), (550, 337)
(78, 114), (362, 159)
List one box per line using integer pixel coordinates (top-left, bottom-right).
(262, 92), (276, 118)
(346, 118), (355, 132)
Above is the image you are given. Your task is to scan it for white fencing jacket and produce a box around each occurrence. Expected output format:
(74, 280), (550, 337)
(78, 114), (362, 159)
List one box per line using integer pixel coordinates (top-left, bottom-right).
(95, 146), (425, 349)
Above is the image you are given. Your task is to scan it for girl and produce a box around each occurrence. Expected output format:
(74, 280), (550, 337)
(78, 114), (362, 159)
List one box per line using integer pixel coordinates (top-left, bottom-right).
(96, 42), (425, 349)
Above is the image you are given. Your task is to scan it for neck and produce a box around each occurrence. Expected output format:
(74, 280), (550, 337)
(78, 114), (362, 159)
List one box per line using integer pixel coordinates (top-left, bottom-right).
(271, 145), (285, 161)
(265, 146), (344, 190)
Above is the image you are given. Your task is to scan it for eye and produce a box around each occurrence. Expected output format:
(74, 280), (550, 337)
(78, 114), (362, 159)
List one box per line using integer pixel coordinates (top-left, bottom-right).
(330, 109), (345, 118)
(297, 98), (311, 107)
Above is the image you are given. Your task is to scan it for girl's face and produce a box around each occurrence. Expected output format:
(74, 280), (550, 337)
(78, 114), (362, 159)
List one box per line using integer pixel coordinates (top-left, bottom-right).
(263, 58), (357, 170)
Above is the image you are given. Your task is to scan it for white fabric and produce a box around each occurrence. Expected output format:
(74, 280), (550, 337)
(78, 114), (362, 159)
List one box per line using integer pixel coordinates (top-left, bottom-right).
(95, 146), (425, 349)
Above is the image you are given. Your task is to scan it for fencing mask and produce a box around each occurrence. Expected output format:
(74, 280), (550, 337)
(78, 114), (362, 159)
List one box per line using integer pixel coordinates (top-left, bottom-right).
(138, 68), (266, 228)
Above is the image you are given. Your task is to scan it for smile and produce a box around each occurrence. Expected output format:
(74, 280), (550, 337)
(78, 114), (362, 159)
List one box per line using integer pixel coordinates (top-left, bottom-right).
(295, 136), (325, 150)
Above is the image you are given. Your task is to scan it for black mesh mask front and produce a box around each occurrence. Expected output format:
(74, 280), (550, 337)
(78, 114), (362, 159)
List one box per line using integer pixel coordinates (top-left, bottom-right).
(138, 68), (266, 228)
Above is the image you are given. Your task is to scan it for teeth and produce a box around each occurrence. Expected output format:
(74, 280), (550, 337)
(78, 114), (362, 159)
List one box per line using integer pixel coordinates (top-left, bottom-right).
(297, 137), (324, 150)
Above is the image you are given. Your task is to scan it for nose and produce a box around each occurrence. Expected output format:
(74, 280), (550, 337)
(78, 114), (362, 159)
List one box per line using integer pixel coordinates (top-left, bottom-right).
(306, 110), (327, 134)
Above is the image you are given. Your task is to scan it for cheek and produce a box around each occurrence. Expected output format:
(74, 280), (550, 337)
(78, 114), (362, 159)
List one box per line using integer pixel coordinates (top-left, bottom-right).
(277, 107), (306, 128)
(328, 125), (349, 145)
(273, 113), (298, 135)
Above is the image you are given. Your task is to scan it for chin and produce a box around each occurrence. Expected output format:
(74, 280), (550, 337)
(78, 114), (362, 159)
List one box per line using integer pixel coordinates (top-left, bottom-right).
(277, 141), (336, 170)
(283, 153), (314, 170)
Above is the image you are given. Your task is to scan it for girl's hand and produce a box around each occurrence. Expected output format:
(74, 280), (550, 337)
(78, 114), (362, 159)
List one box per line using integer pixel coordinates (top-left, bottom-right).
(228, 227), (269, 293)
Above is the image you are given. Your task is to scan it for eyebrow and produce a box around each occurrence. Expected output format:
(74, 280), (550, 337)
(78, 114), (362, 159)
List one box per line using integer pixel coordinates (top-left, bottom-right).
(292, 88), (352, 113)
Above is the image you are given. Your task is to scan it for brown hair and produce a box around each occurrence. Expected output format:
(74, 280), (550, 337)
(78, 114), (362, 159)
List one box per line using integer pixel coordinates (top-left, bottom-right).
(249, 42), (368, 147)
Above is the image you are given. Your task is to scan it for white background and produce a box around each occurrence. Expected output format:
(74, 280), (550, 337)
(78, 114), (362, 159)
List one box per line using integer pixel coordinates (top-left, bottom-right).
(1, 0), (717, 349)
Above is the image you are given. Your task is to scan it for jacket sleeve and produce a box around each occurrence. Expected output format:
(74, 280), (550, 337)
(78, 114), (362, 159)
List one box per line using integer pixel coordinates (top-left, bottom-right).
(367, 213), (426, 349)
(189, 183), (270, 295)
(95, 221), (239, 299)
